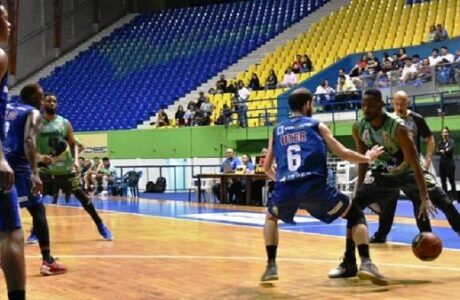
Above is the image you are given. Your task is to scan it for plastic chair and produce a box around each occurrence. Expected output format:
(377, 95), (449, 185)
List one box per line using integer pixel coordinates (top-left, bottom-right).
(188, 178), (215, 202)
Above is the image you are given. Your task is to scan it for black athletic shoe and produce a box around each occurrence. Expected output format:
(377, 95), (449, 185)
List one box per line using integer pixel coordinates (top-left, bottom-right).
(357, 261), (389, 286)
(261, 261), (278, 282)
(328, 261), (358, 278)
(369, 234), (387, 244)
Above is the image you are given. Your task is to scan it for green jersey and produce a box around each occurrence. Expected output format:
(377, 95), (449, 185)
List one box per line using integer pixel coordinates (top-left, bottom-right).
(37, 115), (75, 175)
(358, 111), (410, 176)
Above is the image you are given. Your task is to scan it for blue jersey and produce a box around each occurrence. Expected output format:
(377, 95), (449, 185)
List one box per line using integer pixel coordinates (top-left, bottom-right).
(0, 73), (8, 142)
(273, 116), (327, 182)
(4, 102), (35, 169)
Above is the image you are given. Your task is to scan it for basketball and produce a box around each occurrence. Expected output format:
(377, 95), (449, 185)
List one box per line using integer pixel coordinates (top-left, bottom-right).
(412, 232), (443, 261)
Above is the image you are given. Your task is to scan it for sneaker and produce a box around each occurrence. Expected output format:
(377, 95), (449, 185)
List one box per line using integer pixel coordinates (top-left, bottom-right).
(97, 223), (113, 241)
(357, 260), (389, 286)
(328, 261), (358, 278)
(26, 232), (38, 244)
(260, 260), (278, 282)
(369, 234), (387, 244)
(40, 258), (67, 276)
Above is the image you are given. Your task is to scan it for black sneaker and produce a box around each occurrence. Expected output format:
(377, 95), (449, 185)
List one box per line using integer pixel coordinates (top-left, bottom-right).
(369, 234), (387, 244)
(357, 261), (389, 286)
(328, 261), (358, 278)
(261, 261), (278, 282)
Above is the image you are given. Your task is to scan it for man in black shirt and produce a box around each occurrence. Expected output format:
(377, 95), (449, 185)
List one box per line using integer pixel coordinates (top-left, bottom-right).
(437, 127), (456, 201)
(370, 91), (460, 243)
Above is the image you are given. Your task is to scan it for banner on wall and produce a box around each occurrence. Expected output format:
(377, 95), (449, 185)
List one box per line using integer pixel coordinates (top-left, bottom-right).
(75, 133), (108, 158)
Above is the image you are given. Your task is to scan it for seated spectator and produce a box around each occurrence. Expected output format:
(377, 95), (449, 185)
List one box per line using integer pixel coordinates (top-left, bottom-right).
(291, 54), (302, 73)
(212, 148), (242, 203)
(200, 96), (214, 116)
(184, 105), (196, 126)
(230, 154), (255, 205)
(96, 157), (117, 195)
(349, 54), (368, 88)
(439, 46), (455, 64)
(78, 157), (93, 189)
(397, 48), (408, 62)
(199, 112), (211, 126)
(156, 108), (169, 127)
(400, 57), (417, 83)
(216, 74), (227, 94)
(175, 105), (186, 127)
(300, 54), (313, 73)
(248, 73), (261, 91)
(391, 52), (404, 69)
(226, 80), (237, 94)
(265, 69), (278, 90)
(208, 87), (216, 95)
(85, 157), (102, 193)
(196, 91), (208, 110)
(429, 48), (442, 66)
(417, 58), (433, 82)
(337, 68), (350, 85)
(376, 60), (394, 88)
(411, 54), (421, 68)
(425, 25), (437, 43)
(187, 100), (196, 110)
(214, 103), (233, 127)
(435, 24), (449, 42)
(337, 75), (357, 92)
(382, 52), (393, 63)
(278, 67), (297, 88)
(315, 80), (335, 102)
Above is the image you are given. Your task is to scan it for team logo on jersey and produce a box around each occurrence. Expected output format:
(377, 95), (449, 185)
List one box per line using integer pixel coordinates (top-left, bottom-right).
(5, 110), (18, 121)
(383, 131), (390, 143)
(277, 126), (284, 135)
(362, 129), (370, 141)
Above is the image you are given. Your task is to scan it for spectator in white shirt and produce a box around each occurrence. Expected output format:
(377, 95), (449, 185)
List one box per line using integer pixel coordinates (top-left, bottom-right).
(236, 80), (250, 128)
(337, 68), (350, 85)
(278, 67), (298, 88)
(400, 58), (417, 83)
(439, 46), (455, 64)
(315, 80), (335, 102)
(429, 48), (442, 66)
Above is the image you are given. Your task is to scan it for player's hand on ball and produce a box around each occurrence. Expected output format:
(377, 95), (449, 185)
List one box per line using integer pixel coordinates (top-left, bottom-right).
(0, 158), (14, 192)
(31, 173), (43, 195)
(418, 198), (437, 220)
(365, 145), (384, 162)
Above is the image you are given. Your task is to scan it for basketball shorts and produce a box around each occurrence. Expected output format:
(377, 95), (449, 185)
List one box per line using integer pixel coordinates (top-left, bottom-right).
(268, 177), (350, 224)
(40, 172), (81, 196)
(0, 187), (21, 231)
(15, 168), (43, 208)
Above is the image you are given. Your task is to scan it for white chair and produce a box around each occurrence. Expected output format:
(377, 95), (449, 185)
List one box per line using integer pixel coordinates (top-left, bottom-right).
(335, 162), (358, 198)
(188, 178), (215, 202)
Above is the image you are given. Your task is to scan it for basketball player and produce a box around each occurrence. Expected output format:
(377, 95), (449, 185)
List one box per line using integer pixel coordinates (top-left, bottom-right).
(329, 89), (436, 279)
(370, 90), (460, 243)
(262, 88), (389, 285)
(37, 93), (113, 241)
(4, 84), (67, 275)
(0, 4), (26, 300)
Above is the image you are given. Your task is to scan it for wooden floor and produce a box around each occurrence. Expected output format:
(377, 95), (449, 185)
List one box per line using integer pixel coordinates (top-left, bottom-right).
(1, 199), (460, 300)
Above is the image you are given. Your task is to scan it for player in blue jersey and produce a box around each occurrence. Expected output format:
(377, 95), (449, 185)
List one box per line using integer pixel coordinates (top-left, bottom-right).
(261, 88), (389, 286)
(0, 5), (26, 300)
(4, 84), (67, 276)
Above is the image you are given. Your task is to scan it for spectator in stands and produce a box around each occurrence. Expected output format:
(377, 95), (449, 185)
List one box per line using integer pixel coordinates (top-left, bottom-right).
(435, 24), (449, 42)
(397, 48), (408, 62)
(429, 48), (441, 66)
(196, 91), (208, 109)
(425, 25), (437, 43)
(439, 46), (455, 63)
(399, 57), (417, 83)
(367, 53), (380, 74)
(156, 108), (169, 127)
(215, 104), (233, 127)
(248, 73), (261, 91)
(187, 100), (196, 110)
(199, 112), (211, 126)
(375, 59), (393, 87)
(279, 67), (297, 88)
(391, 52), (403, 69)
(216, 74), (227, 94)
(265, 69), (278, 90)
(337, 68), (350, 85)
(417, 58), (433, 82)
(184, 105), (196, 126)
(437, 127), (457, 201)
(350, 54), (368, 77)
(212, 148), (242, 203)
(291, 54), (302, 73)
(382, 52), (393, 63)
(411, 54), (421, 68)
(175, 105), (185, 127)
(96, 157), (117, 195)
(85, 157), (102, 193)
(315, 80), (335, 103)
(230, 154), (255, 205)
(337, 75), (357, 92)
(236, 80), (250, 128)
(200, 96), (214, 116)
(300, 54), (313, 73)
(226, 80), (237, 94)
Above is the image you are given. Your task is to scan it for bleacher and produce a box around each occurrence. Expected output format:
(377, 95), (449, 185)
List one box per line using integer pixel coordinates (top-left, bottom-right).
(33, 0), (328, 131)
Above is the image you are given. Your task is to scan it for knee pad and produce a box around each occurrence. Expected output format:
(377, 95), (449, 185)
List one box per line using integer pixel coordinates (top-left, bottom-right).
(344, 202), (367, 229)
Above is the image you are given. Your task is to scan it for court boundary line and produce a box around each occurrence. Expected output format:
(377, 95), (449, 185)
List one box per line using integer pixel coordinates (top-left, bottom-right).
(46, 203), (460, 252)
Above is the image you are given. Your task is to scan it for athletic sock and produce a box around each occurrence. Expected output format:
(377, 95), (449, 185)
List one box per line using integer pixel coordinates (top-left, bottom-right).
(357, 244), (370, 261)
(8, 290), (25, 300)
(344, 238), (356, 263)
(266, 245), (277, 262)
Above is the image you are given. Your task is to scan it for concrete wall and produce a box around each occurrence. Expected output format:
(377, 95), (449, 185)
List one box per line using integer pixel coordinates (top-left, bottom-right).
(14, 0), (127, 82)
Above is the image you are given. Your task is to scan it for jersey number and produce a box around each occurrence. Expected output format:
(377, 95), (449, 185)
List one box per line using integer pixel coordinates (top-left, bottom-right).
(287, 144), (301, 172)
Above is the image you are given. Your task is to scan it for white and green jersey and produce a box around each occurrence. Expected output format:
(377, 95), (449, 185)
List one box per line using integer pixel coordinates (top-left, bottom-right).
(37, 115), (75, 175)
(358, 111), (412, 176)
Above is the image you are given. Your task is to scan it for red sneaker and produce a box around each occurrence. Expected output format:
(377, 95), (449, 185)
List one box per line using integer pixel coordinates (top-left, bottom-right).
(40, 259), (67, 276)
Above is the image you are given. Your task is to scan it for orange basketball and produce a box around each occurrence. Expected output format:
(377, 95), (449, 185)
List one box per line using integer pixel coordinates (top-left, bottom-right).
(412, 232), (443, 261)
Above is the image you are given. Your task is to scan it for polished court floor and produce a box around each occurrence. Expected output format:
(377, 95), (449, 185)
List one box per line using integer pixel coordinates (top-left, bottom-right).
(1, 195), (460, 299)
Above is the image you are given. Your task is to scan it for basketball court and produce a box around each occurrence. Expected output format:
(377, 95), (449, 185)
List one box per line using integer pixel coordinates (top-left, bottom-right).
(2, 195), (460, 299)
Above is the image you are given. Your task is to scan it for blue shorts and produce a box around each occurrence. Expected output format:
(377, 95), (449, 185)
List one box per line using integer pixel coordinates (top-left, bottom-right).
(0, 187), (21, 231)
(268, 177), (350, 224)
(14, 168), (42, 208)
